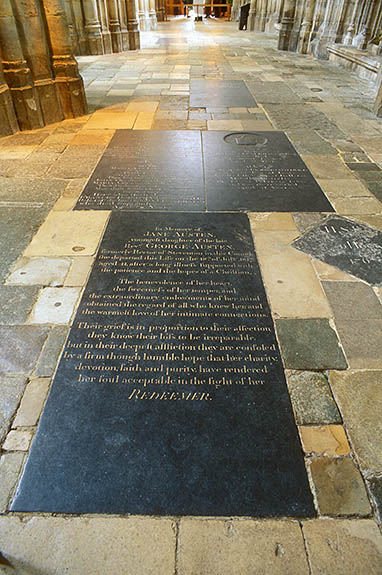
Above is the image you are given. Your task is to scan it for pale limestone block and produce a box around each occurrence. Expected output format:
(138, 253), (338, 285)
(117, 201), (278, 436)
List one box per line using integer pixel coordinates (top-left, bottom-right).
(52, 196), (78, 211)
(303, 156), (353, 180)
(317, 178), (371, 198)
(133, 112), (155, 130)
(253, 231), (332, 318)
(178, 519), (310, 575)
(0, 453), (24, 512)
(24, 211), (110, 257)
(28, 287), (81, 324)
(85, 113), (137, 130)
(248, 213), (297, 231)
(0, 516), (176, 574)
(299, 426), (350, 457)
(6, 257), (71, 286)
(303, 519), (382, 575)
(207, 120), (243, 131)
(3, 430), (33, 451)
(69, 130), (114, 147)
(312, 259), (357, 282)
(330, 196), (382, 215)
(12, 378), (50, 428)
(64, 257), (94, 287)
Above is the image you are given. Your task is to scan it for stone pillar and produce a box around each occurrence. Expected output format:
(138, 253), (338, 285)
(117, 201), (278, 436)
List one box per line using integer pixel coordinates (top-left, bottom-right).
(126, 0), (140, 49)
(354, 0), (376, 50)
(278, 0), (296, 50)
(149, 0), (158, 28)
(0, 56), (18, 136)
(97, 0), (113, 53)
(0, 0), (44, 130)
(259, 0), (268, 30)
(298, 0), (315, 53)
(107, 0), (123, 51)
(42, 0), (87, 118)
(248, 0), (258, 30)
(343, 0), (360, 45)
(138, 0), (146, 29)
(375, 67), (382, 117)
(311, 0), (347, 59)
(118, 0), (130, 49)
(83, 0), (104, 54)
(63, 0), (80, 53)
(17, 0), (63, 125)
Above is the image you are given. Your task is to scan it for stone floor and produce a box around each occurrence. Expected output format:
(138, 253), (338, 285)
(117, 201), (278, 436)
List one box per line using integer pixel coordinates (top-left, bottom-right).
(0, 17), (382, 574)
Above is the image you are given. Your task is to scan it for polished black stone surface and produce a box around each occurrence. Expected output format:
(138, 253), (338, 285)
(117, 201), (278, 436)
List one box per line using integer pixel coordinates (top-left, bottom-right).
(75, 130), (333, 213)
(293, 215), (382, 286)
(190, 79), (257, 108)
(12, 212), (314, 517)
(203, 131), (334, 212)
(76, 131), (205, 211)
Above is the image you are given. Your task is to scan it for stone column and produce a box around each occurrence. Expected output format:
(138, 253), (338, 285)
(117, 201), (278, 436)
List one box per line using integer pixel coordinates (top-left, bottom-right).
(278, 0), (296, 50)
(96, 0), (113, 53)
(343, 0), (360, 45)
(354, 0), (377, 50)
(298, 0), (315, 53)
(107, 0), (123, 52)
(0, 56), (18, 136)
(42, 0), (87, 118)
(83, 0), (104, 54)
(17, 0), (63, 125)
(149, 0), (157, 28)
(259, 0), (268, 30)
(248, 0), (258, 30)
(118, 0), (130, 49)
(126, 0), (140, 49)
(0, 0), (44, 130)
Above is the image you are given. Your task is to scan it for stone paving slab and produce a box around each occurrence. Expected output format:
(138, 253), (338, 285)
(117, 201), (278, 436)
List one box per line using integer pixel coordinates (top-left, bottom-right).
(286, 371), (341, 425)
(177, 519), (310, 575)
(0, 326), (50, 375)
(0, 286), (40, 324)
(302, 519), (382, 574)
(0, 375), (27, 442)
(0, 516), (176, 574)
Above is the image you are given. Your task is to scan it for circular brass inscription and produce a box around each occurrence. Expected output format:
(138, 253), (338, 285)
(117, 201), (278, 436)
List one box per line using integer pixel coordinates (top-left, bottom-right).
(224, 132), (268, 147)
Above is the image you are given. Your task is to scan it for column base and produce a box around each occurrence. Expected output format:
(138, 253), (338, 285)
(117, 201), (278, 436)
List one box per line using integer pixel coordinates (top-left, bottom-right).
(55, 76), (88, 119)
(10, 86), (44, 131)
(34, 79), (64, 125)
(0, 86), (18, 137)
(128, 28), (140, 50)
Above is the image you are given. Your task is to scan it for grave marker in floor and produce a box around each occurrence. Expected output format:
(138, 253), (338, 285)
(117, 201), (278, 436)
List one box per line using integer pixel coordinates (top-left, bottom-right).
(293, 215), (382, 286)
(12, 212), (314, 517)
(75, 130), (334, 213)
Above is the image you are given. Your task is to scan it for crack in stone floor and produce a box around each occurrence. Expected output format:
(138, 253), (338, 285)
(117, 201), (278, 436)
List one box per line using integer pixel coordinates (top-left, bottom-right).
(0, 18), (381, 574)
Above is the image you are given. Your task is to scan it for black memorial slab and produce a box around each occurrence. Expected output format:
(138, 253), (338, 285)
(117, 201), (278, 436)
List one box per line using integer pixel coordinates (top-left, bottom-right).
(75, 131), (205, 211)
(203, 131), (334, 212)
(12, 212), (314, 517)
(293, 215), (382, 286)
(190, 79), (257, 108)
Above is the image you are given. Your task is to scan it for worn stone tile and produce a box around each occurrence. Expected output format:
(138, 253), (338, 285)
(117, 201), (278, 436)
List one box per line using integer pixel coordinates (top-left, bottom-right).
(3, 430), (33, 451)
(0, 177), (66, 206)
(312, 260), (357, 281)
(6, 257), (71, 286)
(152, 119), (188, 130)
(253, 231), (332, 318)
(0, 517), (176, 575)
(0, 207), (50, 284)
(52, 195), (78, 211)
(330, 370), (382, 473)
(333, 319), (382, 369)
(178, 519), (310, 575)
(0, 376), (27, 442)
(241, 119), (275, 130)
(303, 519), (382, 574)
(35, 326), (69, 377)
(0, 286), (40, 324)
(248, 213), (297, 231)
(0, 452), (24, 512)
(186, 120), (207, 130)
(207, 120), (243, 130)
(299, 426), (350, 457)
(309, 458), (371, 516)
(47, 147), (105, 179)
(64, 256), (94, 287)
(85, 112), (137, 129)
(330, 196), (382, 215)
(322, 281), (382, 321)
(286, 371), (341, 425)
(24, 211), (110, 257)
(292, 213), (327, 234)
(303, 156), (353, 180)
(286, 129), (337, 155)
(317, 178), (371, 199)
(367, 477), (382, 524)
(28, 287), (81, 324)
(12, 378), (50, 428)
(276, 319), (347, 370)
(133, 112), (155, 129)
(0, 326), (49, 375)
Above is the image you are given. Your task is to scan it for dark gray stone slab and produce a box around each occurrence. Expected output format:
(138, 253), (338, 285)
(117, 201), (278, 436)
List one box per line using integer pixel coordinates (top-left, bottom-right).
(12, 212), (314, 517)
(203, 131), (334, 212)
(367, 477), (382, 524)
(0, 286), (40, 324)
(190, 79), (257, 108)
(275, 319), (347, 370)
(322, 281), (382, 321)
(76, 131), (204, 211)
(293, 215), (382, 286)
(35, 326), (69, 378)
(0, 326), (50, 376)
(286, 371), (341, 425)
